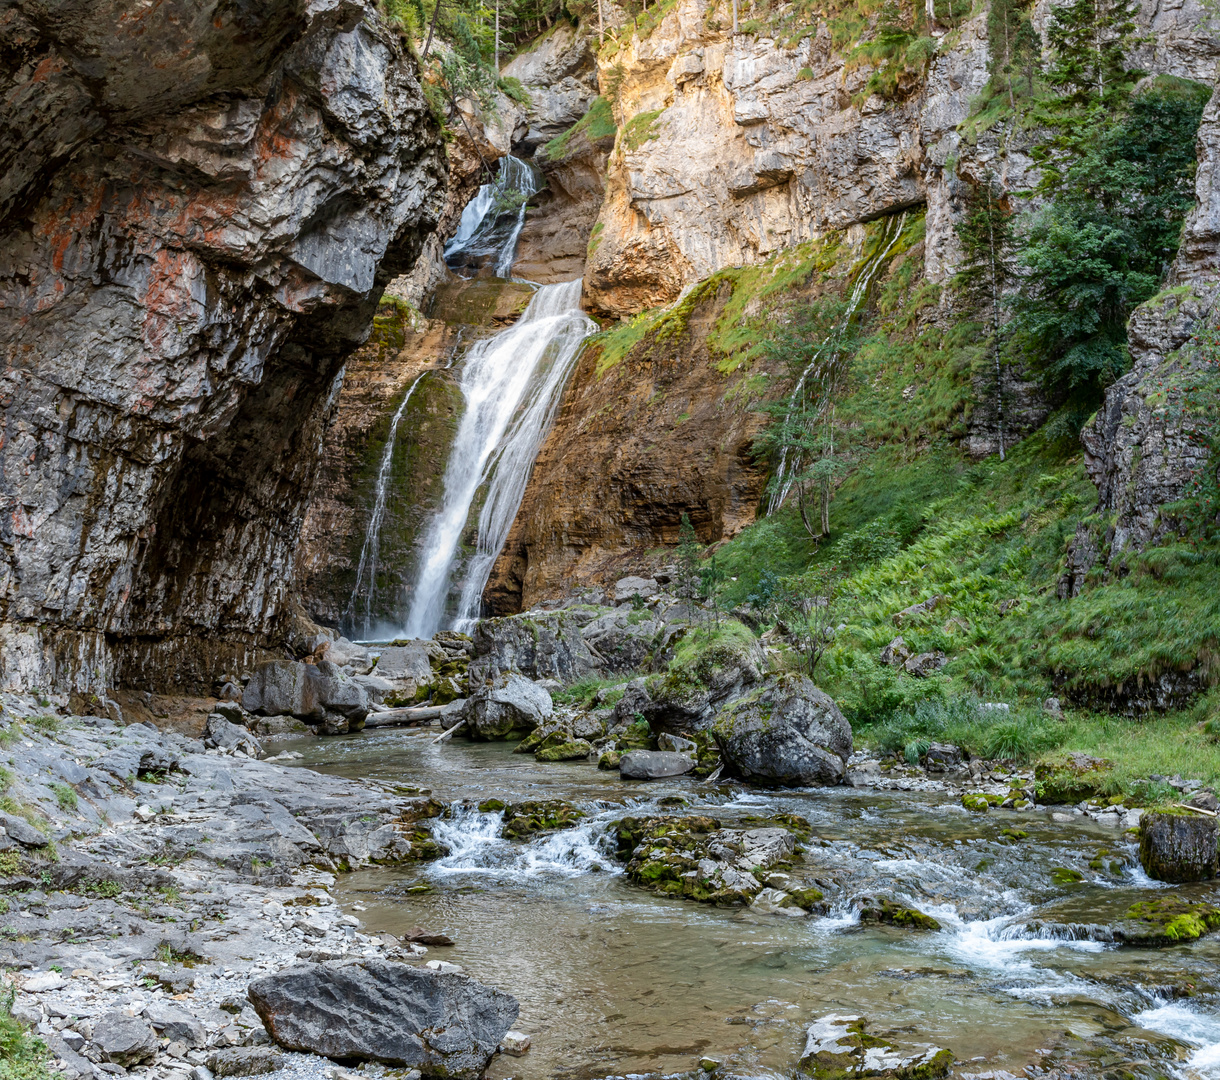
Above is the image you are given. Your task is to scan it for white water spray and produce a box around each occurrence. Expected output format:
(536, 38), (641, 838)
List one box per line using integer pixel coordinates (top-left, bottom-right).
(444, 156), (541, 278)
(402, 279), (594, 637)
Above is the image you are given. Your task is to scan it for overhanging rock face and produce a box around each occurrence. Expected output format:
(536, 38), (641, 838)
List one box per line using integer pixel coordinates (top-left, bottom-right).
(0, 0), (446, 692)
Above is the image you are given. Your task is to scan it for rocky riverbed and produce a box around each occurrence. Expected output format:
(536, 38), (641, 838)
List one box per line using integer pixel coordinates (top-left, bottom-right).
(6, 677), (1220, 1080)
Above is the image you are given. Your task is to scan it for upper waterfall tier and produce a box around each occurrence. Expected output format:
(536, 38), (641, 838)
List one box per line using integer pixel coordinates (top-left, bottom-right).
(445, 157), (542, 279)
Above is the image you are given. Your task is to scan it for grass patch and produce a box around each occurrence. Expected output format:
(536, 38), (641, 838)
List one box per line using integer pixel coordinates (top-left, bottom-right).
(49, 784), (76, 813)
(620, 109), (664, 152)
(544, 96), (616, 161)
(0, 988), (56, 1080)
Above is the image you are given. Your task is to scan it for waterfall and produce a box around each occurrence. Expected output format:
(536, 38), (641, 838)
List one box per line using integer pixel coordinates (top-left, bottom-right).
(343, 371), (428, 639)
(767, 210), (908, 515)
(402, 279), (594, 638)
(444, 156), (541, 278)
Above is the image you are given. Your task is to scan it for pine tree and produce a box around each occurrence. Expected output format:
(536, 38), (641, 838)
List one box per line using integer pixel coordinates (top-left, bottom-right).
(954, 173), (1017, 460)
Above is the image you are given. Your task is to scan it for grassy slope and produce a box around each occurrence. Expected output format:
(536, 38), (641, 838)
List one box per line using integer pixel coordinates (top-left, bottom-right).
(613, 214), (1220, 789)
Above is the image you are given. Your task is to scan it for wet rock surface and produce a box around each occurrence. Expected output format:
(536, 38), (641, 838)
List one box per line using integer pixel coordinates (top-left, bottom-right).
(1138, 810), (1220, 883)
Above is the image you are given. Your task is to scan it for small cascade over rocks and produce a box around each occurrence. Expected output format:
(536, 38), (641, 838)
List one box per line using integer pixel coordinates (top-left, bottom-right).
(402, 279), (594, 638)
(445, 156), (542, 279)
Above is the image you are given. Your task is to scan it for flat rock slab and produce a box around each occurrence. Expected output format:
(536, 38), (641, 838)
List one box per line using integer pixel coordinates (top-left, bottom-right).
(619, 750), (694, 780)
(247, 960), (518, 1079)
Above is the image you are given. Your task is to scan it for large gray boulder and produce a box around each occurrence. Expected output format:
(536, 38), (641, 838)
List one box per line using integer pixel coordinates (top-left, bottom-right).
(241, 659), (368, 732)
(469, 611), (599, 684)
(242, 660), (311, 717)
(581, 607), (664, 673)
(619, 750), (694, 780)
(247, 961), (518, 1078)
(711, 674), (852, 786)
(465, 674), (552, 739)
(202, 714), (264, 757)
(91, 1012), (159, 1067)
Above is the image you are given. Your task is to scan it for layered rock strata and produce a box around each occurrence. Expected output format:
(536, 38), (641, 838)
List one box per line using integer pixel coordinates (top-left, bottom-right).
(0, 0), (445, 693)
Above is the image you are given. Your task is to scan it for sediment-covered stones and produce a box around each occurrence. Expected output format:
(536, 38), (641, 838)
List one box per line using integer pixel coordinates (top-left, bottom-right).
(248, 961), (518, 1077)
(712, 675), (852, 786)
(1139, 810), (1219, 883)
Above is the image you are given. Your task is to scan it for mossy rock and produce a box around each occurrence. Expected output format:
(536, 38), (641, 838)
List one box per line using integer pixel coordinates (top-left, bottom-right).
(859, 898), (941, 931)
(598, 749), (622, 770)
(962, 792), (1002, 811)
(1034, 753), (1113, 804)
(1138, 809), (1220, 883)
(611, 815), (720, 859)
(498, 799), (586, 839)
(1049, 867), (1084, 885)
(1116, 896), (1220, 945)
(536, 738), (593, 762)
(1001, 828), (1028, 841)
(740, 812), (812, 841)
(787, 886), (826, 913)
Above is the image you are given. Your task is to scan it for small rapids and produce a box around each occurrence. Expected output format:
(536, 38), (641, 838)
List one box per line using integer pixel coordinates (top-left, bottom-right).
(288, 733), (1220, 1080)
(428, 806), (619, 881)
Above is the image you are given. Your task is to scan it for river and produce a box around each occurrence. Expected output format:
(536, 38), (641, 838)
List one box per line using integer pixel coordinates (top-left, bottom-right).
(278, 728), (1220, 1080)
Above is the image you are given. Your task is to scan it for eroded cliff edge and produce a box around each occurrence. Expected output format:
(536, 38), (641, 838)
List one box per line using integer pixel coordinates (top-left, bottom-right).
(0, 0), (445, 693)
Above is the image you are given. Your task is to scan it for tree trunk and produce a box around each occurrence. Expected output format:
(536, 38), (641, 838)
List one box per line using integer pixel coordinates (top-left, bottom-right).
(422, 0), (442, 57)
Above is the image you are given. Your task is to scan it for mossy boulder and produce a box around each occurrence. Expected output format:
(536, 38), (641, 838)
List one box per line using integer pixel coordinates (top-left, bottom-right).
(858, 898), (942, 930)
(1034, 753), (1113, 804)
(961, 792), (1002, 812)
(484, 800), (586, 839)
(1138, 809), (1219, 883)
(612, 815), (794, 906)
(642, 621), (764, 731)
(798, 1014), (953, 1079)
(711, 673), (852, 787)
(597, 749), (621, 770)
(1114, 896), (1220, 945)
(1049, 867), (1084, 885)
(536, 738), (593, 762)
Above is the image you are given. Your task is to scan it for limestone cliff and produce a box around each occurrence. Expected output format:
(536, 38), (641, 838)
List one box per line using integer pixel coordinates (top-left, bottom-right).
(583, 0), (1216, 316)
(1066, 71), (1220, 584)
(0, 0), (445, 692)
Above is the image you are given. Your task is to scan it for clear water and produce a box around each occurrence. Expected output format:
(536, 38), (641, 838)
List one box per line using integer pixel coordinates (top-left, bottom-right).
(281, 731), (1220, 1080)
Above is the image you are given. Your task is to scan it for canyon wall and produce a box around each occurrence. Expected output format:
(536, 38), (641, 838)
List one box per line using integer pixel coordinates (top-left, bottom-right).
(0, 0), (445, 692)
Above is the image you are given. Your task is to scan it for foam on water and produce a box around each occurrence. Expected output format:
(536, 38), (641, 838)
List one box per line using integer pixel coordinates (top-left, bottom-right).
(427, 807), (618, 881)
(1134, 1001), (1220, 1079)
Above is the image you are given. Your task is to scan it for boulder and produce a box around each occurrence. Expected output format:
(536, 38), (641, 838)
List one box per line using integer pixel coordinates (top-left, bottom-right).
(247, 961), (518, 1078)
(799, 1014), (952, 1078)
(619, 750), (694, 780)
(903, 651), (947, 677)
(1139, 810), (1219, 883)
(322, 636), (374, 674)
(581, 607), (664, 672)
(202, 714), (264, 758)
(613, 576), (658, 601)
(469, 611), (599, 684)
(91, 1013), (159, 1067)
(712, 674), (852, 786)
(891, 595), (946, 626)
(207, 1047), (284, 1077)
(535, 738), (593, 762)
(923, 742), (961, 769)
(306, 661), (371, 728)
(878, 636), (910, 667)
(242, 660), (311, 717)
(643, 625), (764, 732)
(465, 674), (552, 739)
(0, 812), (48, 847)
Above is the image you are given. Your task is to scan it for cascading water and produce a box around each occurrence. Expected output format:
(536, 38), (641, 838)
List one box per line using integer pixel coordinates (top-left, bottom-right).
(401, 279), (594, 638)
(767, 210), (908, 515)
(343, 372), (428, 640)
(444, 156), (541, 279)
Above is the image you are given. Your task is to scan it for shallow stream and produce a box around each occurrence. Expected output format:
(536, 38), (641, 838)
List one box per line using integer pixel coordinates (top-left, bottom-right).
(282, 730), (1220, 1080)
